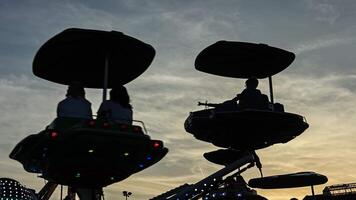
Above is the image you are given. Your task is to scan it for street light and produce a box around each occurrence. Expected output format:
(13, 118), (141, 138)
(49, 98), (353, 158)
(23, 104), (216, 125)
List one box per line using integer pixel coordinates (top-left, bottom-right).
(123, 191), (132, 200)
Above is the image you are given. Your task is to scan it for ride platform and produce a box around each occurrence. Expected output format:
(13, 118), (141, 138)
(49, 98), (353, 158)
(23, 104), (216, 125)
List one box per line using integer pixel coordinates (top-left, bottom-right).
(10, 118), (168, 188)
(185, 108), (308, 150)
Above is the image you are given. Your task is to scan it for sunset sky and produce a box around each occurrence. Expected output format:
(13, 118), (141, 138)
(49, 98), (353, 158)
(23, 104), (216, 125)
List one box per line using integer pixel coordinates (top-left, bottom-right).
(1, 1), (356, 200)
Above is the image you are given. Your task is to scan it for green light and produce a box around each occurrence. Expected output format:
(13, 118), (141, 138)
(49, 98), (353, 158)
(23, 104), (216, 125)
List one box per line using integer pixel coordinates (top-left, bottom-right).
(75, 173), (81, 178)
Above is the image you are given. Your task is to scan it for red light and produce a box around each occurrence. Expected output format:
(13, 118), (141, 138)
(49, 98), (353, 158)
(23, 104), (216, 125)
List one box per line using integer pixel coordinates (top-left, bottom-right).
(153, 142), (160, 148)
(88, 120), (95, 126)
(120, 124), (128, 130)
(50, 131), (58, 139)
(133, 126), (141, 132)
(103, 122), (110, 128)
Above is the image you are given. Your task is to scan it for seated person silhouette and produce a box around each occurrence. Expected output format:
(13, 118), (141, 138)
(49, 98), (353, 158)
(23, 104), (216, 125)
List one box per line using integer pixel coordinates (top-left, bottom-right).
(97, 86), (133, 124)
(233, 77), (269, 110)
(57, 83), (92, 119)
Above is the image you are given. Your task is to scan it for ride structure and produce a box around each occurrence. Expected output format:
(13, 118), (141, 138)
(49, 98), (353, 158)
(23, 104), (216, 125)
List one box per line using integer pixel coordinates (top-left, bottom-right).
(185, 41), (309, 150)
(150, 41), (322, 200)
(7, 28), (168, 200)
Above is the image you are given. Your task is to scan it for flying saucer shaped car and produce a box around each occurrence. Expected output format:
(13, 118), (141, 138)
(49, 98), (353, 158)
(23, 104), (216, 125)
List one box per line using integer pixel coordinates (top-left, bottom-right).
(185, 41), (308, 150)
(185, 108), (308, 150)
(10, 28), (167, 188)
(248, 172), (328, 189)
(10, 118), (168, 188)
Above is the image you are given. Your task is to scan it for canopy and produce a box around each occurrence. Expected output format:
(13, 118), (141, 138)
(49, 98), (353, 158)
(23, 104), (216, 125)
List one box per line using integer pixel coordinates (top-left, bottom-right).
(195, 41), (295, 79)
(203, 149), (247, 165)
(248, 172), (328, 189)
(33, 28), (155, 88)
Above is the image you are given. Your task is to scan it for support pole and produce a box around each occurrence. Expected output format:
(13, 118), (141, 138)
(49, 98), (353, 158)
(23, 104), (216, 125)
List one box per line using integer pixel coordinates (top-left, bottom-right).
(103, 54), (109, 102)
(268, 76), (274, 104)
(311, 185), (315, 196)
(37, 182), (58, 200)
(60, 185), (63, 200)
(77, 188), (103, 200)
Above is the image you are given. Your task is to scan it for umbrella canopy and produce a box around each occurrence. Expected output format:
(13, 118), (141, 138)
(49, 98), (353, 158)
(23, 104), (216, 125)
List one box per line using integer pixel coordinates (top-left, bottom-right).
(195, 41), (295, 79)
(248, 172), (328, 189)
(203, 149), (247, 166)
(33, 28), (155, 88)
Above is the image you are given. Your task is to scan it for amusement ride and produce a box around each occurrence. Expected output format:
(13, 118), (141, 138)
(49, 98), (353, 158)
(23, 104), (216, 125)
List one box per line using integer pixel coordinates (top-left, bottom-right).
(1, 28), (354, 200)
(2, 28), (168, 200)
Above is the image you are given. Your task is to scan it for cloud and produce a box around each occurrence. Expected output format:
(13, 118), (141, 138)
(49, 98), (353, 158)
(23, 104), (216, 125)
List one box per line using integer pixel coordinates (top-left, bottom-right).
(304, 0), (340, 24)
(292, 37), (356, 55)
(1, 1), (356, 200)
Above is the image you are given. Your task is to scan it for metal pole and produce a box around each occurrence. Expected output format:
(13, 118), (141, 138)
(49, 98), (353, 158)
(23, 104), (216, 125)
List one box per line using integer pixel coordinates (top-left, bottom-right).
(60, 185), (63, 200)
(311, 185), (315, 196)
(103, 54), (109, 102)
(37, 181), (58, 200)
(268, 76), (274, 104)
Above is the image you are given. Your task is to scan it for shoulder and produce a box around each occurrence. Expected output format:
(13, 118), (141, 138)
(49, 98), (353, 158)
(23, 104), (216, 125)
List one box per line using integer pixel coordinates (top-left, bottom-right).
(58, 97), (70, 105)
(83, 98), (91, 105)
(75, 97), (91, 105)
(100, 100), (112, 106)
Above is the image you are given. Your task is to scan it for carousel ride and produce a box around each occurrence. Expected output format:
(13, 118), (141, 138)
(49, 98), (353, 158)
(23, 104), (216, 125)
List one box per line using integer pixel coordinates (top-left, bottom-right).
(150, 41), (327, 200)
(3, 28), (168, 200)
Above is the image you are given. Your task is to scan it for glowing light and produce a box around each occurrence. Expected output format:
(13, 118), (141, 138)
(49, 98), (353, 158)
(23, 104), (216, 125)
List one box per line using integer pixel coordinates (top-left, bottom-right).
(153, 142), (160, 148)
(124, 152), (129, 156)
(89, 120), (95, 126)
(75, 173), (81, 178)
(88, 149), (94, 153)
(50, 131), (58, 139)
(133, 126), (141, 132)
(146, 156), (152, 160)
(139, 164), (144, 168)
(110, 177), (115, 181)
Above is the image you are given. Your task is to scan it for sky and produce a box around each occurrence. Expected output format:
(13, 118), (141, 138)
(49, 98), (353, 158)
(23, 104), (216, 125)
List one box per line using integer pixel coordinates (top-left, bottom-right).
(1, 0), (356, 200)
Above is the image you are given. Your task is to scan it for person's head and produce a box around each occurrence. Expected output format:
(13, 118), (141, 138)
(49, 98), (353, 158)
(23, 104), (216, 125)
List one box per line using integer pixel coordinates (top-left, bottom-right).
(245, 77), (258, 89)
(66, 83), (85, 98)
(110, 85), (132, 109)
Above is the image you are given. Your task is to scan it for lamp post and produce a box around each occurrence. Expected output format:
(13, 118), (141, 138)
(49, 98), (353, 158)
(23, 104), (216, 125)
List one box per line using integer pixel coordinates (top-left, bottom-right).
(123, 191), (132, 200)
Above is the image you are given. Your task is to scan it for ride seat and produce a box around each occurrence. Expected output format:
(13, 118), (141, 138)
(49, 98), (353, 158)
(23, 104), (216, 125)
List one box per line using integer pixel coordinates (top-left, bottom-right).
(240, 94), (269, 110)
(273, 103), (285, 112)
(46, 117), (86, 131)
